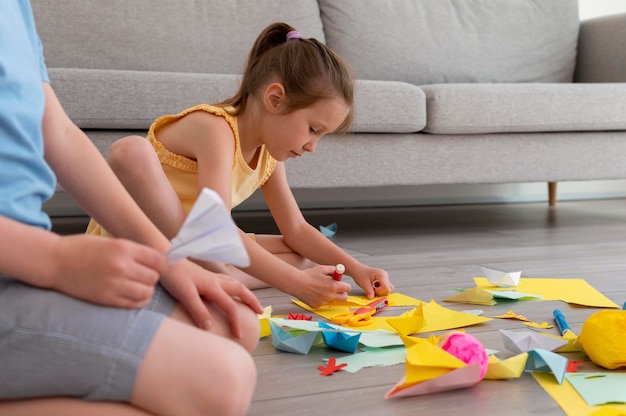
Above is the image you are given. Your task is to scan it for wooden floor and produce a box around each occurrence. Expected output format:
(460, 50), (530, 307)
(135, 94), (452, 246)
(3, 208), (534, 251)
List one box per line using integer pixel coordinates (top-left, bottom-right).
(229, 198), (626, 416)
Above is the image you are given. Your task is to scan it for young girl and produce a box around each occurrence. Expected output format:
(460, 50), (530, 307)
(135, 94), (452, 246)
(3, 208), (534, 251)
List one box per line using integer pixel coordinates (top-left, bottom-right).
(87, 22), (394, 309)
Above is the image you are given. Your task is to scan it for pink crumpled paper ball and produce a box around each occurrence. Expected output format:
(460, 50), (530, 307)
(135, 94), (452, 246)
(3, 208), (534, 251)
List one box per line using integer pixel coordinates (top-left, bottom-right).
(438, 331), (489, 379)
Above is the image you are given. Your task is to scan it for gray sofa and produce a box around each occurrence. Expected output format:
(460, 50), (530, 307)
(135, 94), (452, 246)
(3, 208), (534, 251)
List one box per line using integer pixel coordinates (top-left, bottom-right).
(32, 0), (626, 216)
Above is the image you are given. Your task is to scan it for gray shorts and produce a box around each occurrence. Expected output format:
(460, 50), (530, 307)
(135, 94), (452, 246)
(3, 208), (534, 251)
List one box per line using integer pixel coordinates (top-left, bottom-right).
(0, 276), (176, 401)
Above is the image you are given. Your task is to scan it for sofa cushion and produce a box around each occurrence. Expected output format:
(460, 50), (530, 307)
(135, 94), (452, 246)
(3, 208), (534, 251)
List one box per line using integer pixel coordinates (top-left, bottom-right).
(319, 0), (579, 85)
(32, 0), (324, 74)
(49, 69), (241, 129)
(49, 69), (426, 134)
(422, 83), (626, 135)
(353, 80), (426, 133)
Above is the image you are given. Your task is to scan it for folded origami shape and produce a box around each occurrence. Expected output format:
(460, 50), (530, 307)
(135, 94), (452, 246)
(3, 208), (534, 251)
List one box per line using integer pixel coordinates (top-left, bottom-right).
(167, 188), (249, 266)
(499, 329), (568, 353)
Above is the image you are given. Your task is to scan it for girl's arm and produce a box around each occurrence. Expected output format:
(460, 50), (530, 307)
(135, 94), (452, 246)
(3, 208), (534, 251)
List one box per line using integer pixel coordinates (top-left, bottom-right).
(262, 163), (394, 299)
(184, 114), (353, 307)
(40, 83), (262, 332)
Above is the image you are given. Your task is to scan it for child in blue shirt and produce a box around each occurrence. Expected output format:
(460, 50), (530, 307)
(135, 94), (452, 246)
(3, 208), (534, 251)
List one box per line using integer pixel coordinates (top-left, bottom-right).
(0, 2), (262, 415)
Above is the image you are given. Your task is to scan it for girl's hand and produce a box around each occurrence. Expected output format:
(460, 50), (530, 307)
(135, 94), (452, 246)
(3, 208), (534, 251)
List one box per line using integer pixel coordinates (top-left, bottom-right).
(354, 266), (394, 299)
(292, 265), (352, 309)
(160, 260), (264, 338)
(51, 234), (168, 308)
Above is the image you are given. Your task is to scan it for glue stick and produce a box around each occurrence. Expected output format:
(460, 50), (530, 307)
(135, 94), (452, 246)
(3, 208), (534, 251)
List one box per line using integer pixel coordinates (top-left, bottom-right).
(332, 263), (345, 281)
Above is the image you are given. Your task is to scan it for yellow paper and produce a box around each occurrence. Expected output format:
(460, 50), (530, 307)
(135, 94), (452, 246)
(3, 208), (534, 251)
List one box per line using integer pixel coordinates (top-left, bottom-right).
(494, 310), (529, 321)
(443, 287), (497, 306)
(483, 353), (528, 380)
(294, 297), (491, 333)
(474, 277), (619, 308)
(533, 372), (626, 416)
(401, 337), (466, 386)
(258, 305), (273, 338)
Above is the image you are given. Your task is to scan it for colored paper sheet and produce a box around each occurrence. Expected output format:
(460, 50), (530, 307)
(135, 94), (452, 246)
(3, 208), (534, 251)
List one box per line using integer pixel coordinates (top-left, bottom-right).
(542, 330), (582, 353)
(386, 300), (492, 335)
(386, 364), (482, 399)
(533, 372), (626, 416)
(526, 349), (568, 384)
(474, 277), (619, 308)
(481, 266), (521, 287)
(566, 373), (626, 406)
(329, 346), (407, 373)
(500, 329), (568, 353)
(258, 305), (273, 338)
(295, 297), (489, 333)
(444, 287), (542, 306)
(292, 293), (424, 332)
(487, 290), (543, 300)
(443, 287), (496, 306)
(483, 353), (528, 380)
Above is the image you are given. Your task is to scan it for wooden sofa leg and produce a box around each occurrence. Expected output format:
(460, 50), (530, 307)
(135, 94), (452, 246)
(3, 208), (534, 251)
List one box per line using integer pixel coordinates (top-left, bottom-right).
(548, 182), (557, 206)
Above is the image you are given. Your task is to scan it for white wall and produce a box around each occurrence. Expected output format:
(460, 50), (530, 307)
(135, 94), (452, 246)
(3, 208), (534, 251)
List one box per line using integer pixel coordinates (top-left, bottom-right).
(579, 0), (626, 20)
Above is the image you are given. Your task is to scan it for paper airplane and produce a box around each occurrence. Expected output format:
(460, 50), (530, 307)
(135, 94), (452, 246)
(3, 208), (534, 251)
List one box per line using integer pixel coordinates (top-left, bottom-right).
(167, 188), (249, 267)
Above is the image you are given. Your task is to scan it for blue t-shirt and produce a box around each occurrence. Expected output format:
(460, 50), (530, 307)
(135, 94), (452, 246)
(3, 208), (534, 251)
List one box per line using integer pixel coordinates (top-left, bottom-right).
(0, 0), (56, 230)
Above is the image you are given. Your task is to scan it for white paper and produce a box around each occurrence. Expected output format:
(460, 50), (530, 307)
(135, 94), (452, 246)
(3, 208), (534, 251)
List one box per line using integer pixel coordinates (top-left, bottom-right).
(166, 188), (250, 267)
(499, 329), (567, 353)
(481, 266), (521, 287)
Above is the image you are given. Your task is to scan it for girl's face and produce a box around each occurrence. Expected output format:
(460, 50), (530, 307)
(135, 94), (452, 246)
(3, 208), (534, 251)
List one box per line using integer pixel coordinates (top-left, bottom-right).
(264, 96), (350, 162)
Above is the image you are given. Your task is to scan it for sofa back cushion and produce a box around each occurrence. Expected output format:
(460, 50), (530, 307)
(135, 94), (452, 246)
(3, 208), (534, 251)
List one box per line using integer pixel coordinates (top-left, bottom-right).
(319, 0), (579, 84)
(32, 0), (325, 74)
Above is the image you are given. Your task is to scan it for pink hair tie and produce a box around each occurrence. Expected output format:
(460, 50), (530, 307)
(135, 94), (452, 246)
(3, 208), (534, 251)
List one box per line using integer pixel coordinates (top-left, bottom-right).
(286, 30), (301, 41)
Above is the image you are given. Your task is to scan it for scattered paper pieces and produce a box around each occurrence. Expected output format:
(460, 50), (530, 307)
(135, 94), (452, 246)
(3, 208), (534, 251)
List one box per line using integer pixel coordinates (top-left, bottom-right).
(474, 277), (619, 308)
(483, 353), (528, 380)
(386, 300), (492, 335)
(523, 321), (554, 329)
(566, 373), (626, 406)
(328, 346), (407, 373)
(526, 348), (568, 384)
(481, 266), (521, 287)
(444, 287), (542, 306)
(167, 188), (249, 266)
(385, 336), (482, 399)
(444, 287), (496, 306)
(258, 305), (273, 338)
(318, 357), (347, 376)
(533, 372), (626, 416)
(500, 329), (568, 353)
(494, 310), (529, 321)
(319, 223), (337, 238)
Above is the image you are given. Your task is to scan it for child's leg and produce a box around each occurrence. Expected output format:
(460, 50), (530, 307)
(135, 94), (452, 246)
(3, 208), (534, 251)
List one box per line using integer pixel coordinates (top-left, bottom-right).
(107, 135), (186, 239)
(0, 311), (257, 416)
(0, 280), (259, 416)
(0, 398), (153, 416)
(225, 234), (316, 288)
(131, 315), (257, 416)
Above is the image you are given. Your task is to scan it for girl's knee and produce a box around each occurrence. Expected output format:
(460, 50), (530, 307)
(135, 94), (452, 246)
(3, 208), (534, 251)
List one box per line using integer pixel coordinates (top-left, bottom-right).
(107, 135), (154, 174)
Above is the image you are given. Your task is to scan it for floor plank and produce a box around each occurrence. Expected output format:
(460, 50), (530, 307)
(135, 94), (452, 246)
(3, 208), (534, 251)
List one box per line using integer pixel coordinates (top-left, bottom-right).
(233, 199), (626, 416)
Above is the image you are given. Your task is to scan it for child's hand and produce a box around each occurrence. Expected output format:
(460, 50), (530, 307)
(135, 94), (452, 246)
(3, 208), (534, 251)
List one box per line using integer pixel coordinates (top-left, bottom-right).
(293, 265), (352, 309)
(354, 266), (394, 299)
(51, 234), (168, 308)
(160, 260), (264, 338)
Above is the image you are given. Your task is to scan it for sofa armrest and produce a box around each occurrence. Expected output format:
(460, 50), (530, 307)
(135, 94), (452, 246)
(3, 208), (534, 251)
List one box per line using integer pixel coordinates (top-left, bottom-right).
(575, 13), (626, 82)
